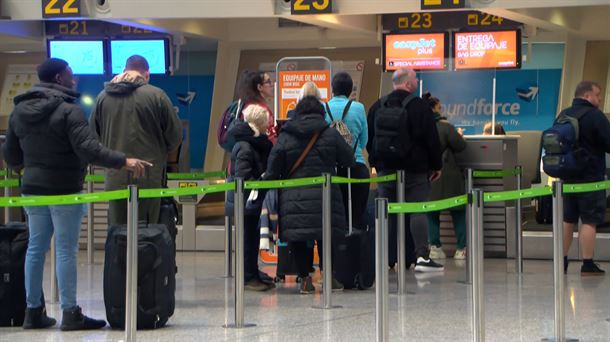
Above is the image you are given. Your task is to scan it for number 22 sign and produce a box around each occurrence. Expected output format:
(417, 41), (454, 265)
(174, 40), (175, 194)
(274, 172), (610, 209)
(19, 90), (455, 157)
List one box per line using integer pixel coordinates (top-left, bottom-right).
(42, 0), (81, 18)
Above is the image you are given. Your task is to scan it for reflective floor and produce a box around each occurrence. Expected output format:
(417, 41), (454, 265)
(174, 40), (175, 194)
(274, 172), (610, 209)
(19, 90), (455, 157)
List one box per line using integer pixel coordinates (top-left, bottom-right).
(2, 251), (610, 342)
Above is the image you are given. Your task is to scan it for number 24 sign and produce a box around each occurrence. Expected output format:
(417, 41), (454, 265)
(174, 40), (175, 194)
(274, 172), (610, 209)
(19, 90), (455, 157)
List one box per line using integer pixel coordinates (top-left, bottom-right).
(42, 0), (81, 18)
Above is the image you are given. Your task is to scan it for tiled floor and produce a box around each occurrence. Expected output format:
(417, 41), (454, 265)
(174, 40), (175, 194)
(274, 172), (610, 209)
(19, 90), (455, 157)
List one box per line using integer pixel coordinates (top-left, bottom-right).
(3, 251), (610, 341)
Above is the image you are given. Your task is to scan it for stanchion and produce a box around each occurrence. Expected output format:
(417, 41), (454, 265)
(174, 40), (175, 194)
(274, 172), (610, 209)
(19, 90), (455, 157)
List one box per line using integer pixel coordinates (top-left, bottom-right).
(515, 166), (523, 274)
(396, 170), (407, 295)
(542, 181), (578, 342)
(314, 173), (341, 310)
(125, 185), (139, 342)
(463, 168), (474, 285)
(223, 215), (233, 278)
(224, 178), (255, 328)
(471, 189), (485, 342)
(375, 198), (389, 342)
(4, 168), (10, 224)
(87, 166), (95, 265)
(50, 236), (58, 303)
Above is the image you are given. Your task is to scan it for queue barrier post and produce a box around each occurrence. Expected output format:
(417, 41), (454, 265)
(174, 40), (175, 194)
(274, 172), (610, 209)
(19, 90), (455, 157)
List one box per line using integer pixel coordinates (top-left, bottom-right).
(125, 184), (139, 342)
(87, 166), (95, 265)
(375, 198), (389, 342)
(396, 170), (407, 295)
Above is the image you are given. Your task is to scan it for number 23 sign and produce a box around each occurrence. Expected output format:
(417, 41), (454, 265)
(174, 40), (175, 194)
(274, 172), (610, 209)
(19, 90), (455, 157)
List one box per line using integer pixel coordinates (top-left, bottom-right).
(291, 0), (332, 15)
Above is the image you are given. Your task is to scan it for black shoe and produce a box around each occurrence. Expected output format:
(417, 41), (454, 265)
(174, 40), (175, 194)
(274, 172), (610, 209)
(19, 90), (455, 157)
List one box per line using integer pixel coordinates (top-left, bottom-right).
(258, 271), (276, 288)
(60, 306), (106, 331)
(23, 307), (56, 329)
(414, 257), (444, 273)
(581, 262), (605, 276)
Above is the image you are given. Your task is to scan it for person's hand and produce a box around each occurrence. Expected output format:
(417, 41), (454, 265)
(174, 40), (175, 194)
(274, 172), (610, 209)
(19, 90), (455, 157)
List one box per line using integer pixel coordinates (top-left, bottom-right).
(457, 127), (464, 136)
(429, 170), (442, 182)
(124, 158), (153, 178)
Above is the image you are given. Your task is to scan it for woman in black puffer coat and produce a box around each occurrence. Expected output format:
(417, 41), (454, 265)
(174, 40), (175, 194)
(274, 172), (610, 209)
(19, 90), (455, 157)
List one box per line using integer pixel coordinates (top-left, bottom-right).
(265, 96), (355, 292)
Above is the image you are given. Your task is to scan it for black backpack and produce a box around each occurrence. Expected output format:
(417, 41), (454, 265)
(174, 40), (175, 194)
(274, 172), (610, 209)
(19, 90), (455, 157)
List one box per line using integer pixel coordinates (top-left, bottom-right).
(373, 94), (417, 159)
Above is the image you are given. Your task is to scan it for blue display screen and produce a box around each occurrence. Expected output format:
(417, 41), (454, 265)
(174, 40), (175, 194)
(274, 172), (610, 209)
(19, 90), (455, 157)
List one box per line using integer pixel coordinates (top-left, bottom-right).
(48, 40), (105, 75)
(110, 40), (168, 74)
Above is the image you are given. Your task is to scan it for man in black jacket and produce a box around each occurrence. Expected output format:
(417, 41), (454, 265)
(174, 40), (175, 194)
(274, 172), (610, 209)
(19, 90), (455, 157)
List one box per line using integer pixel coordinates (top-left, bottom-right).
(367, 68), (443, 272)
(561, 81), (610, 276)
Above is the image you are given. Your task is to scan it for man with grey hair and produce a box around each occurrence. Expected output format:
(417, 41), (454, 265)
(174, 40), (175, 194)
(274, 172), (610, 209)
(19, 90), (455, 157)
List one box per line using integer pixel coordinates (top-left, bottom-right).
(560, 80), (610, 275)
(366, 68), (443, 272)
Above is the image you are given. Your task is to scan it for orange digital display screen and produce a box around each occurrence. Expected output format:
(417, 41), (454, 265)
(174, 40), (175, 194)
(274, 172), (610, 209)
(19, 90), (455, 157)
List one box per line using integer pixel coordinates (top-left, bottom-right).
(454, 30), (520, 70)
(384, 33), (446, 71)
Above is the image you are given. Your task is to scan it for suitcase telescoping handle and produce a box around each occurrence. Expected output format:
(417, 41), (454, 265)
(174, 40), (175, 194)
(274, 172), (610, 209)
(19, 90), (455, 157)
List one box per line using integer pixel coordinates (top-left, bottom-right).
(348, 167), (353, 235)
(127, 166), (152, 185)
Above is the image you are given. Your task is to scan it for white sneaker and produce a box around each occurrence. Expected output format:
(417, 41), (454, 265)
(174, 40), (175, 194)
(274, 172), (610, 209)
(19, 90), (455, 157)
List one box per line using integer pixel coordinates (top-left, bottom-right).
(414, 257), (444, 273)
(429, 246), (446, 260)
(454, 249), (467, 260)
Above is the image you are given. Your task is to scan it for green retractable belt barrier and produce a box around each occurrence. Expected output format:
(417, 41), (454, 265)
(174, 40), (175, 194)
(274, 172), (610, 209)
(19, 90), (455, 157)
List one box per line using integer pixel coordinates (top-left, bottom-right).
(245, 176), (325, 190)
(484, 186), (553, 203)
(388, 195), (469, 214)
(472, 168), (521, 179)
(331, 173), (397, 184)
(563, 179), (610, 194)
(0, 190), (129, 207)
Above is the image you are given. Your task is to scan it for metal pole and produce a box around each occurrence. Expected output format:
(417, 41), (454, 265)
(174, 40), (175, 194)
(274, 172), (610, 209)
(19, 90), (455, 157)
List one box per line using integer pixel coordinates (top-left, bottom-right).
(224, 215), (233, 278)
(4, 168), (10, 224)
(313, 173), (340, 310)
(234, 178), (245, 326)
(50, 236), (58, 303)
(465, 168), (474, 285)
(224, 178), (254, 328)
(347, 168), (353, 233)
(375, 198), (389, 342)
(396, 170), (407, 295)
(125, 185), (138, 342)
(491, 77), (497, 135)
(515, 166), (523, 274)
(87, 166), (95, 265)
(471, 189), (485, 342)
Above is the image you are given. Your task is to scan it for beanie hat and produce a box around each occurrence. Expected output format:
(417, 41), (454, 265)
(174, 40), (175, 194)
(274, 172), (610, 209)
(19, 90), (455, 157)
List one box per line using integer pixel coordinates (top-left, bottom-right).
(37, 58), (69, 83)
(242, 104), (269, 137)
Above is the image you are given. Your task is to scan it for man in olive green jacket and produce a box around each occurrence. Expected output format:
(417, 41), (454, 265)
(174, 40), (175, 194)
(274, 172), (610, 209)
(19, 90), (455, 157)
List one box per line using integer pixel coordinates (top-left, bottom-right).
(90, 55), (182, 224)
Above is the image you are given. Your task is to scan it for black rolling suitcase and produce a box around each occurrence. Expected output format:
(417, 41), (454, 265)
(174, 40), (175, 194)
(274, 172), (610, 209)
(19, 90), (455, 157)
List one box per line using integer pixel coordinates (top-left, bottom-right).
(103, 223), (176, 329)
(535, 195), (553, 224)
(0, 223), (30, 326)
(334, 194), (376, 290)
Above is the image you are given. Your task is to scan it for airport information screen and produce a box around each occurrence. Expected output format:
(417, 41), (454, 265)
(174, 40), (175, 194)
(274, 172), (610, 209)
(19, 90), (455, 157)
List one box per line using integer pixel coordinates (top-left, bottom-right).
(454, 30), (520, 70)
(48, 40), (105, 75)
(110, 39), (168, 74)
(384, 33), (446, 71)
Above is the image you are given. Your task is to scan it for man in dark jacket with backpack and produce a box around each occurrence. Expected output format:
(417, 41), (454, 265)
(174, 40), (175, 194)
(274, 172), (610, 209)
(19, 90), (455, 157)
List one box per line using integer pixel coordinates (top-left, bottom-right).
(366, 68), (443, 273)
(557, 81), (610, 275)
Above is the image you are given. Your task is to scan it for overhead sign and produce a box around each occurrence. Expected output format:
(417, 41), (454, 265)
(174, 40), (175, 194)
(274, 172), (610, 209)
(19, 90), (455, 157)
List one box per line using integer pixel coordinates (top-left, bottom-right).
(421, 0), (465, 10)
(383, 33), (446, 71)
(454, 30), (521, 70)
(42, 0), (81, 18)
(278, 70), (331, 120)
(45, 20), (160, 37)
(382, 11), (520, 32)
(291, 0), (332, 15)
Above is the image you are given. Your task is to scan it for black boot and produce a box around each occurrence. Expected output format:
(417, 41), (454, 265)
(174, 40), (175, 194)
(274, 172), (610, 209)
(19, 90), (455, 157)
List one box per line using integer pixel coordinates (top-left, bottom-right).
(60, 306), (106, 331)
(23, 307), (56, 329)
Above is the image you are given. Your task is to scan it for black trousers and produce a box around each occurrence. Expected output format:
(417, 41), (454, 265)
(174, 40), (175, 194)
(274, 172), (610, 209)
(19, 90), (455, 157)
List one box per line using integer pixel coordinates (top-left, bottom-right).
(289, 241), (315, 278)
(244, 215), (261, 282)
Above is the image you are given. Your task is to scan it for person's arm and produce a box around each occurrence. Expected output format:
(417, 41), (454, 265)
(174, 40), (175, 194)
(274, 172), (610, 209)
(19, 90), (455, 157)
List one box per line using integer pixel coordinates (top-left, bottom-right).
(446, 123), (467, 153)
(3, 118), (23, 169)
(159, 93), (183, 153)
(593, 111), (610, 153)
(357, 103), (368, 152)
(264, 136), (285, 180)
(366, 100), (379, 163)
(233, 144), (254, 180)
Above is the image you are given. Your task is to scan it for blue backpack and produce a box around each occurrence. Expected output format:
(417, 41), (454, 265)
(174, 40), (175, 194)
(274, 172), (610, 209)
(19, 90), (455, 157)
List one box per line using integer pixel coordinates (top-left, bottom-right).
(542, 107), (592, 178)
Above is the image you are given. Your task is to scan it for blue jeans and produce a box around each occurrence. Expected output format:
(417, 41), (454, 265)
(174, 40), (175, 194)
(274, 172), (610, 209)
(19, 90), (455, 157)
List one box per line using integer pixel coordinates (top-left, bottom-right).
(24, 200), (86, 310)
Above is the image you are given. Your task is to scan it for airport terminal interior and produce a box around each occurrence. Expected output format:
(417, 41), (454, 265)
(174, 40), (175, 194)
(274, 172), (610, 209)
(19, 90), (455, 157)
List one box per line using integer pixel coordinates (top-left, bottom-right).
(2, 0), (610, 341)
